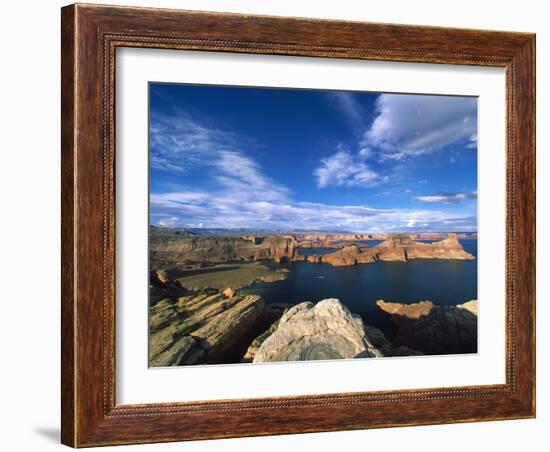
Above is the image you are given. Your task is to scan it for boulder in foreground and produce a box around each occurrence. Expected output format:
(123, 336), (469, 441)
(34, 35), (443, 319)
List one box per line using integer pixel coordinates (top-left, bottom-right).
(253, 299), (383, 362)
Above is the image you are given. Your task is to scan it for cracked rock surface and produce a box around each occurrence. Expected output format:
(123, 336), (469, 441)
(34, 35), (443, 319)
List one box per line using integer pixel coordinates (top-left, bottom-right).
(253, 299), (383, 363)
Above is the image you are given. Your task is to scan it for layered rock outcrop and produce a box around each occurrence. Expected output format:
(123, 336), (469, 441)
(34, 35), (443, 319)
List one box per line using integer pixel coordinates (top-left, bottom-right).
(150, 234), (298, 264)
(253, 299), (383, 362)
(376, 299), (478, 355)
(305, 245), (375, 266)
(297, 240), (352, 249)
(304, 233), (474, 266)
(149, 292), (274, 366)
(372, 233), (474, 261)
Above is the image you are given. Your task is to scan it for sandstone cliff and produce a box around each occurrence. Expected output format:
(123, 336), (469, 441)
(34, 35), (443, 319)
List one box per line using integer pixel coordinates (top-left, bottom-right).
(304, 245), (375, 266)
(150, 234), (298, 264)
(372, 233), (474, 261)
(304, 233), (474, 266)
(297, 240), (358, 249)
(376, 299), (478, 355)
(253, 299), (384, 362)
(151, 230), (473, 266)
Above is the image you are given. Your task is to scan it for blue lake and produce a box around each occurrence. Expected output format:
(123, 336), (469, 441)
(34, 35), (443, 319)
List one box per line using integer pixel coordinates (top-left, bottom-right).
(242, 239), (478, 338)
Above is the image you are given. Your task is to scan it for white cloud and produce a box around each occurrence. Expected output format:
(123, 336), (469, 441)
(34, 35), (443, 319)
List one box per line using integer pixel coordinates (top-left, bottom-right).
(314, 150), (381, 188)
(466, 133), (478, 149)
(414, 191), (477, 204)
(157, 216), (179, 227)
(151, 188), (476, 232)
(328, 92), (365, 130)
(150, 109), (288, 203)
(214, 151), (289, 202)
(358, 146), (372, 159)
(150, 109), (244, 172)
(364, 94), (477, 159)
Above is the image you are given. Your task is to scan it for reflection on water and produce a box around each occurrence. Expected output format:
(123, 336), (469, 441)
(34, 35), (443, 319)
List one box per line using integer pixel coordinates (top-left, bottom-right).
(243, 240), (478, 337)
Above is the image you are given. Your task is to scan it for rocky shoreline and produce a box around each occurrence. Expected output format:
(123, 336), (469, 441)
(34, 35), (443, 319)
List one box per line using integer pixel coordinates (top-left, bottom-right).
(301, 233), (474, 266)
(157, 263), (290, 293)
(149, 271), (478, 366)
(150, 230), (474, 268)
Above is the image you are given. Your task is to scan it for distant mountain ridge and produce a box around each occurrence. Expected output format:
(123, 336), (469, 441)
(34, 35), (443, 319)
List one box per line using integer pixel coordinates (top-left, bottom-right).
(150, 225), (477, 238)
(149, 225), (198, 237)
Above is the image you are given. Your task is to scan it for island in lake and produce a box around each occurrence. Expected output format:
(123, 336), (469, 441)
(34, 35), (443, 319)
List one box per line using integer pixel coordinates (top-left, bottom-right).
(149, 229), (478, 366)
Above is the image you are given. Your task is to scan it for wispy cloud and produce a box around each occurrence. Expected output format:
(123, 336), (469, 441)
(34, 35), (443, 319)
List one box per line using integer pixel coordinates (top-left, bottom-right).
(314, 148), (383, 189)
(151, 187), (476, 232)
(150, 109), (244, 172)
(150, 108), (288, 203)
(327, 92), (365, 130)
(414, 191), (477, 204)
(214, 151), (289, 202)
(363, 94), (477, 160)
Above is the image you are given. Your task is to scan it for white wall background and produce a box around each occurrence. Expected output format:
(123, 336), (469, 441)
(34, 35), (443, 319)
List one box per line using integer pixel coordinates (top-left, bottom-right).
(0, 1), (546, 451)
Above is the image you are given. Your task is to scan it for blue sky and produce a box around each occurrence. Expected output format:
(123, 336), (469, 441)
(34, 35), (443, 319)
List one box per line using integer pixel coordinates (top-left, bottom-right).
(149, 83), (477, 232)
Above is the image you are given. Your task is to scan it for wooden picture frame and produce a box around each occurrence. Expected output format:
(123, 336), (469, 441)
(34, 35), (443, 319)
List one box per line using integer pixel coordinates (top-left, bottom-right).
(61, 3), (536, 447)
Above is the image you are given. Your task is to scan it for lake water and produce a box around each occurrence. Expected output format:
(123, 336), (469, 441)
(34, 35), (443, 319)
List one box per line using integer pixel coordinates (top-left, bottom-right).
(242, 239), (477, 338)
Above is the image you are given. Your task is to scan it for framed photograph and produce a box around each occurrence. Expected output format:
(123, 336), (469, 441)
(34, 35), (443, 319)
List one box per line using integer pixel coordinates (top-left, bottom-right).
(61, 3), (536, 447)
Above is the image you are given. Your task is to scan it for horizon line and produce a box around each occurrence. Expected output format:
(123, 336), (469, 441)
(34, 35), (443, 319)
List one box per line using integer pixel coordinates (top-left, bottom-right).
(149, 225), (478, 233)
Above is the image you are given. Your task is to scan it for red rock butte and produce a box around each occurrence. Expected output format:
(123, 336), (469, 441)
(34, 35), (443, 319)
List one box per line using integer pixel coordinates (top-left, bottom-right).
(149, 230), (474, 267)
(300, 233), (475, 267)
